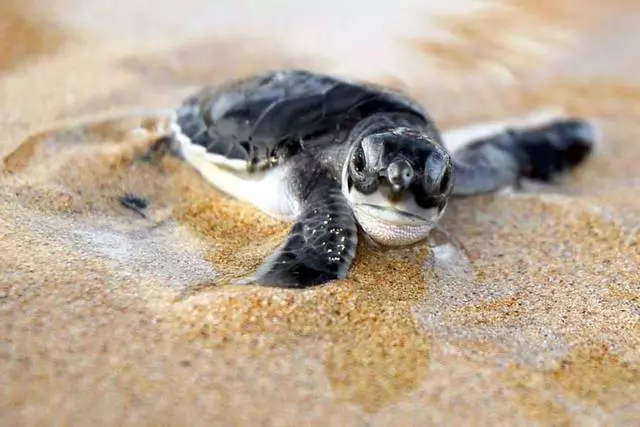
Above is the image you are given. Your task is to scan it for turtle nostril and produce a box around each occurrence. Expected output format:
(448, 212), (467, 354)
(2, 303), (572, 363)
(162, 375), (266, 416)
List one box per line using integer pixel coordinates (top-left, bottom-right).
(403, 168), (414, 183)
(387, 159), (414, 189)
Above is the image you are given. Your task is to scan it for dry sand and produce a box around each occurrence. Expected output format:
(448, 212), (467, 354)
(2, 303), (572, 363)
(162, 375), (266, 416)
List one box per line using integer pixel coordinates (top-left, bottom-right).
(1, 0), (639, 425)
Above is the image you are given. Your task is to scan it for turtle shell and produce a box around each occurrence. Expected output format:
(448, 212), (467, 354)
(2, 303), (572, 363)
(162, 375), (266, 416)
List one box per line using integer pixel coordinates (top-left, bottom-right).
(174, 69), (435, 168)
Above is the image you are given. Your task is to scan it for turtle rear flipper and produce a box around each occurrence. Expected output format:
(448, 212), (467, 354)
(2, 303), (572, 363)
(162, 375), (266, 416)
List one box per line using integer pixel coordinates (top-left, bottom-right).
(512, 119), (596, 181)
(250, 156), (358, 288)
(138, 135), (185, 165)
(449, 118), (598, 197)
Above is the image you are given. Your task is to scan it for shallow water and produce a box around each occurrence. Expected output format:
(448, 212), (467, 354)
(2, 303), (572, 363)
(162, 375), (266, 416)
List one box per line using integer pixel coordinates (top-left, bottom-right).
(1, 0), (639, 425)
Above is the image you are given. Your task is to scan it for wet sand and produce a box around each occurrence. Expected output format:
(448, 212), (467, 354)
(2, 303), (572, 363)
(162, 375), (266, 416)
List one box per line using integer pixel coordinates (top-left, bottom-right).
(1, 0), (639, 425)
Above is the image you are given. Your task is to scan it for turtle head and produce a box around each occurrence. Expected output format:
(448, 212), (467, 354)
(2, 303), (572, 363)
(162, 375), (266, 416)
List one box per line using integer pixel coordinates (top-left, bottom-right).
(343, 127), (454, 246)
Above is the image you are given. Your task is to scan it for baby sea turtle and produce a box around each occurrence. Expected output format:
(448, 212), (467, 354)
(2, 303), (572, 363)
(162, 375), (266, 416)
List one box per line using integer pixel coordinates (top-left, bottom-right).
(141, 69), (596, 288)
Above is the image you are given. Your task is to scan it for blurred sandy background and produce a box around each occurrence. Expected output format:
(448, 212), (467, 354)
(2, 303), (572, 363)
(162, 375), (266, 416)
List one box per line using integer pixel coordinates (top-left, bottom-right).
(1, 0), (639, 425)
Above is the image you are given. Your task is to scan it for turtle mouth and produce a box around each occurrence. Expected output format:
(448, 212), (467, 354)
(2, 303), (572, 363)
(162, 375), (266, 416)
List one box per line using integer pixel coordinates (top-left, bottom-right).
(352, 202), (440, 246)
(346, 184), (445, 227)
(359, 203), (429, 221)
(354, 202), (438, 227)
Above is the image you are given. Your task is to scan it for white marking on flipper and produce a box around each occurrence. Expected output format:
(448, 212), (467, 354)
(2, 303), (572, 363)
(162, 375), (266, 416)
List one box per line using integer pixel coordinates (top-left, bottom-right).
(178, 131), (300, 221)
(441, 107), (568, 154)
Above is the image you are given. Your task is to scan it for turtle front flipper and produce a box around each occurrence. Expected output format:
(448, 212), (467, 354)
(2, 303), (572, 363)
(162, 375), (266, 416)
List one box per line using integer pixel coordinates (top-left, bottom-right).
(251, 156), (358, 288)
(448, 118), (598, 197)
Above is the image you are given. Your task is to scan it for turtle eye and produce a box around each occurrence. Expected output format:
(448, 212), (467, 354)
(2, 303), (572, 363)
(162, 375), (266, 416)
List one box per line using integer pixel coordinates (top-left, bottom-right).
(351, 149), (366, 174)
(439, 168), (451, 194)
(423, 150), (452, 196)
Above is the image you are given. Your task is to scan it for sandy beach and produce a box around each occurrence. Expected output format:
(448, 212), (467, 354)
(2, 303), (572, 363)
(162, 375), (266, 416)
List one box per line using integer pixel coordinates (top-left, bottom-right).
(1, 0), (639, 425)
